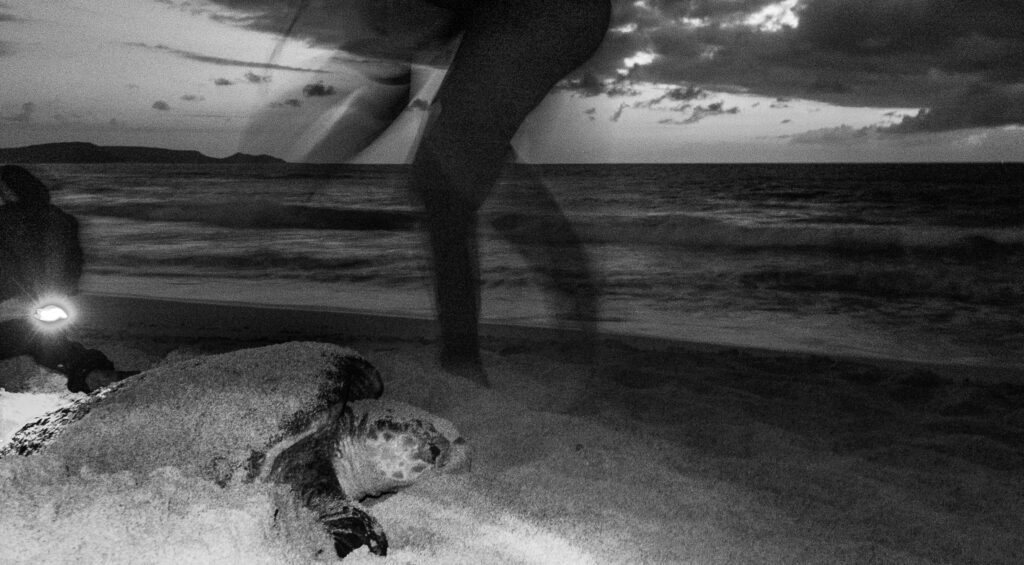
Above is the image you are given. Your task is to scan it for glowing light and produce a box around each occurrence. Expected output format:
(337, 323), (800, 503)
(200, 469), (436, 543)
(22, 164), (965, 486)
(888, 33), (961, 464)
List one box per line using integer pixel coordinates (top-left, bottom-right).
(34, 304), (69, 323)
(29, 296), (76, 332)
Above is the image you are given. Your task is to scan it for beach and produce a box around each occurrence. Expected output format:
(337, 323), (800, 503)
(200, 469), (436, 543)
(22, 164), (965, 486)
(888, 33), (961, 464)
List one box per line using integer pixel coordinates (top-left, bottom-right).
(2, 293), (1022, 564)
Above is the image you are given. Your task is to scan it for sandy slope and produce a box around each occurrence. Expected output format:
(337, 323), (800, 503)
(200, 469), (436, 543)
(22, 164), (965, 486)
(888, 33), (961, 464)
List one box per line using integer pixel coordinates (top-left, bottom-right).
(1, 296), (1022, 564)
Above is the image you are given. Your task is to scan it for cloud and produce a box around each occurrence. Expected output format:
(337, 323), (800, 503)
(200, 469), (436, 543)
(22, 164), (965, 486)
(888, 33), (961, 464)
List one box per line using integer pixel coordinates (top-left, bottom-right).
(302, 82), (336, 97)
(2, 102), (35, 122)
(580, 1), (1024, 127)
(214, 78), (233, 86)
(631, 84), (705, 107)
(180, 94), (205, 102)
(244, 71), (270, 83)
(123, 42), (328, 73)
(271, 98), (301, 108)
(787, 124), (875, 145)
(657, 100), (740, 125)
(886, 83), (1024, 133)
(199, 0), (1024, 132)
(152, 100), (171, 111)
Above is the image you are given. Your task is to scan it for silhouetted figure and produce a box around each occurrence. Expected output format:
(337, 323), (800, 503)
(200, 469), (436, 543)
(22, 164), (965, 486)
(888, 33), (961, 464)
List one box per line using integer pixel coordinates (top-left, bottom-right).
(259, 0), (610, 384)
(0, 165), (123, 393)
(408, 0), (610, 383)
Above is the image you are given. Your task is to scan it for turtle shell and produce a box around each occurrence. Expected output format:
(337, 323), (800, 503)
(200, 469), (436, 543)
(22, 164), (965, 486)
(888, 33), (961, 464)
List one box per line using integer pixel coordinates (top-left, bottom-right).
(0, 342), (470, 559)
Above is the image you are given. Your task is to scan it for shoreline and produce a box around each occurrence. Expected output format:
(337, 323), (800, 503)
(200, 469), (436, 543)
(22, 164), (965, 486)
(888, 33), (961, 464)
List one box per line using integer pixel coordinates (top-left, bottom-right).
(75, 292), (1024, 384)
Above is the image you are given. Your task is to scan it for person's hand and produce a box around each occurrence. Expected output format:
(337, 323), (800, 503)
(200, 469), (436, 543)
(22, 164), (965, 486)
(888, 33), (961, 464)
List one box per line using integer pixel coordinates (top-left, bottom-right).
(83, 368), (120, 392)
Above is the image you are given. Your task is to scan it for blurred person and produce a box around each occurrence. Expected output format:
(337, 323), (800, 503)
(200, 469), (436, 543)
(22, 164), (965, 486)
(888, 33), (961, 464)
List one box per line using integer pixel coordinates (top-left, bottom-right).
(256, 0), (610, 384)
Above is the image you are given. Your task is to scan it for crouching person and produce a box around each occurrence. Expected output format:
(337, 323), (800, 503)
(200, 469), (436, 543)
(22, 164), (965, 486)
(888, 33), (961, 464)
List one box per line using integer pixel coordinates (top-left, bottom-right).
(0, 164), (125, 393)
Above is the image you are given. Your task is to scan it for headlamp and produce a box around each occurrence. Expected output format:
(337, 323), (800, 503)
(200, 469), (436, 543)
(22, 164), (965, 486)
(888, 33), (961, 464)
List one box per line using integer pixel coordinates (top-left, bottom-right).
(29, 296), (75, 332)
(34, 304), (69, 323)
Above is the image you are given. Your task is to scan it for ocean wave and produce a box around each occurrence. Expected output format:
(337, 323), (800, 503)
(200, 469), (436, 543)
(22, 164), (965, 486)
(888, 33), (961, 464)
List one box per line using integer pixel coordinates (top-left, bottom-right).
(73, 201), (419, 231)
(575, 214), (1024, 254)
(87, 249), (432, 285)
(740, 266), (1024, 306)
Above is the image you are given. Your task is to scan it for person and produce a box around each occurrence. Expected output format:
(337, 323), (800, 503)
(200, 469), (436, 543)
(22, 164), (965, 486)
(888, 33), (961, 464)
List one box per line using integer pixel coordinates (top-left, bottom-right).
(405, 0), (610, 383)
(270, 0), (610, 384)
(0, 165), (124, 393)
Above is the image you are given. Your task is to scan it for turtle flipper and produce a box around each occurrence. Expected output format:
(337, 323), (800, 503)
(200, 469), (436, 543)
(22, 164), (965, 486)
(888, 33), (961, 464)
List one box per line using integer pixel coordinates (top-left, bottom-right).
(265, 413), (388, 559)
(321, 505), (388, 558)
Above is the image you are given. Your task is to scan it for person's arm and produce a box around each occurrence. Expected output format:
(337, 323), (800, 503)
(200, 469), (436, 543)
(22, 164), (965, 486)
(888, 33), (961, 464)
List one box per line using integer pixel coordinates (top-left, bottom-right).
(1, 318), (115, 393)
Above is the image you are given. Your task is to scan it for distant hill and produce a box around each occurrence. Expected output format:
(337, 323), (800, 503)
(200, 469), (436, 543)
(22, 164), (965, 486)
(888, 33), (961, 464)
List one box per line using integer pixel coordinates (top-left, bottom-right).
(0, 142), (286, 164)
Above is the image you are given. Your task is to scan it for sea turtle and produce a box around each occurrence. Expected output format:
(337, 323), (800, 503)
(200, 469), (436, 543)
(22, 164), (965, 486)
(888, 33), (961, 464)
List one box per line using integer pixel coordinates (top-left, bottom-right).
(0, 342), (471, 559)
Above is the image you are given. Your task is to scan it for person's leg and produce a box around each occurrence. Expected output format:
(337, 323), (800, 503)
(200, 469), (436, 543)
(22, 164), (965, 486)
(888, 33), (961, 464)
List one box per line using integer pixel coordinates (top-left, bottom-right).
(410, 0), (610, 382)
(489, 160), (600, 331)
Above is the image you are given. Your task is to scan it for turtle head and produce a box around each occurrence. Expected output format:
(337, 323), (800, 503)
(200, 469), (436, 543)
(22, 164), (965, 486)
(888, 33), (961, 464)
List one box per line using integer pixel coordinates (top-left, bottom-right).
(332, 400), (470, 501)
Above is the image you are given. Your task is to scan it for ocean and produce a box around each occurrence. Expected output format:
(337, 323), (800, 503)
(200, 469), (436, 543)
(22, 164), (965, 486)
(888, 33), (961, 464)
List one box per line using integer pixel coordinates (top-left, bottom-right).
(37, 162), (1024, 368)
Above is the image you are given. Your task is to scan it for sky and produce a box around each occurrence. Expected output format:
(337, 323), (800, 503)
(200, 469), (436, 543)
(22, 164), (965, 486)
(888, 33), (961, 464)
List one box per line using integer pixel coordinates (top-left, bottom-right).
(1, 0), (1023, 163)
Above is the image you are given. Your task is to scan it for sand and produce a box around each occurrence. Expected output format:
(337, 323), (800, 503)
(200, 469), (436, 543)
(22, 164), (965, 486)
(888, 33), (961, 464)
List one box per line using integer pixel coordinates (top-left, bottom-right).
(1, 293), (1023, 564)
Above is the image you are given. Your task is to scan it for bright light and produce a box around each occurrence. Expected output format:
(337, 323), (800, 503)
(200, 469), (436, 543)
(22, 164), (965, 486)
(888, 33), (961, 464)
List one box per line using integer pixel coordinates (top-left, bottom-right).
(34, 304), (69, 323)
(29, 297), (75, 332)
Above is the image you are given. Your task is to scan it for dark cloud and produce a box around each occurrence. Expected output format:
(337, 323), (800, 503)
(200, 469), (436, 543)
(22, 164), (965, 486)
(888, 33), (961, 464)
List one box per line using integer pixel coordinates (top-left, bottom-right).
(302, 82), (336, 97)
(788, 124), (874, 145)
(0, 41), (13, 57)
(152, 100), (171, 111)
(632, 85), (705, 108)
(887, 83), (1024, 133)
(560, 72), (606, 97)
(180, 94), (205, 101)
(214, 78), (234, 86)
(199, 0), (1024, 132)
(657, 100), (740, 125)
(124, 42), (328, 73)
(2, 102), (35, 122)
(271, 98), (301, 108)
(588, 0), (1024, 131)
(244, 71), (270, 83)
